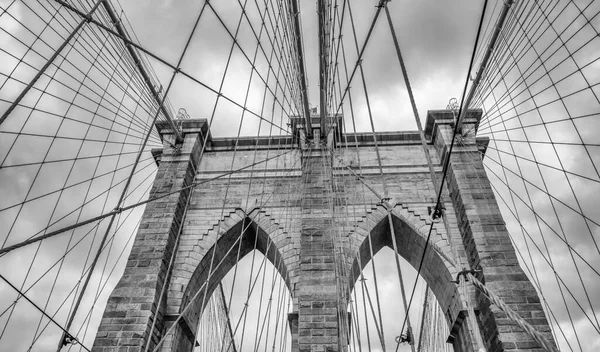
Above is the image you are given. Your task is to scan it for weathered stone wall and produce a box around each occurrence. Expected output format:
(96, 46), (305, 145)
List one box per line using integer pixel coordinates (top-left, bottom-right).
(93, 111), (554, 352)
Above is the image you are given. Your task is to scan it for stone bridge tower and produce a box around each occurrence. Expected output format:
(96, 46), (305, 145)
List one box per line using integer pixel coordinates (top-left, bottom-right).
(92, 110), (554, 352)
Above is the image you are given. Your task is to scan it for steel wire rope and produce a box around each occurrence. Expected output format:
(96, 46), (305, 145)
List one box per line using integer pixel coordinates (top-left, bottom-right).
(261, 126), (300, 352)
(34, 0), (166, 130)
(149, 0), (280, 345)
(382, 3), (467, 349)
(464, 145), (576, 352)
(141, 154), (197, 352)
(482, 153), (600, 334)
(471, 3), (600, 133)
(332, 0), (388, 117)
(479, 8), (600, 328)
(0, 161), (155, 321)
(330, 18), (367, 350)
(472, 0), (503, 66)
(51, 0), (291, 135)
(480, 85), (573, 349)
(343, 2), (390, 348)
(206, 1), (299, 119)
(481, 44), (600, 325)
(64, 81), (161, 351)
(0, 171), (156, 349)
(0, 97), (161, 154)
(249, 219), (291, 350)
(466, 271), (559, 352)
(27, 31), (138, 350)
(0, 147), (155, 169)
(261, 253), (287, 352)
(339, 113), (381, 351)
(260, 0), (301, 117)
(333, 10), (379, 349)
(255, 0), (303, 113)
(0, 149), (295, 257)
(4, 1), (206, 342)
(83, 0), (178, 123)
(319, 139), (348, 350)
(283, 0), (310, 119)
(474, 72), (600, 149)
(110, 0), (166, 96)
(0, 1), (163, 137)
(0, 47), (162, 149)
(54, 0), (176, 127)
(476, 72), (600, 140)
(385, 2), (548, 348)
(501, 0), (600, 264)
(466, 0), (560, 122)
(22, 169), (158, 350)
(245, 0), (307, 117)
(192, 1), (285, 344)
(243, 11), (292, 348)
(260, 63), (303, 352)
(392, 1), (489, 350)
(205, 3), (291, 343)
(0, 129), (159, 149)
(0, 19), (132, 343)
(0, 0), (62, 94)
(254, 250), (287, 351)
(480, 149), (600, 276)
(214, 3), (290, 346)
(469, 0), (538, 108)
(330, 4), (382, 347)
(186, 0), (303, 198)
(0, 0), (86, 125)
(0, 12), (95, 249)
(152, 145), (304, 352)
(477, 110), (600, 139)
(0, 274), (92, 352)
(217, 190), (298, 352)
(467, 0), (561, 115)
(220, 142), (303, 352)
(325, 103), (354, 350)
(264, 258), (292, 352)
(324, 0), (340, 123)
(36, 188), (152, 348)
(0, 154), (159, 257)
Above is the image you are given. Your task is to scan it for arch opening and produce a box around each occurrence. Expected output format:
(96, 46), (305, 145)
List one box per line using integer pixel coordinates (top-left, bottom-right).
(346, 212), (460, 351)
(347, 247), (452, 352)
(194, 249), (293, 352)
(168, 215), (294, 352)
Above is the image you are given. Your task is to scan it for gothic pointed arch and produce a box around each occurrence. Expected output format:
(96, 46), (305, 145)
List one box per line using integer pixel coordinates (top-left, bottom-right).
(346, 203), (462, 329)
(162, 208), (295, 352)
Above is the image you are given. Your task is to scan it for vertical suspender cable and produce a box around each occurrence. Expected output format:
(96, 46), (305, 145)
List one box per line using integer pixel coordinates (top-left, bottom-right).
(383, 1), (490, 351)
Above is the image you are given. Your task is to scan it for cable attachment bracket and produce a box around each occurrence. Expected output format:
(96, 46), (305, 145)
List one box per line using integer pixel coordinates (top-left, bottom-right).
(61, 332), (78, 346)
(427, 203), (445, 223)
(395, 327), (413, 345)
(381, 196), (395, 209)
(377, 0), (391, 8)
(451, 267), (483, 284)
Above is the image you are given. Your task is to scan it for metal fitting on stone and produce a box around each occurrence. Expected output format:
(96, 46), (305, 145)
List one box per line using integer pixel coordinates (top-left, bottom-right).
(61, 333), (78, 346)
(451, 267), (483, 284)
(428, 204), (444, 223)
(395, 327), (413, 345)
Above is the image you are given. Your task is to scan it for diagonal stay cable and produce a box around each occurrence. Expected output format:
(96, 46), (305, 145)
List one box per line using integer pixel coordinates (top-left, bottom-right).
(393, 0), (489, 350)
(0, 149), (294, 256)
(333, 0), (387, 117)
(52, 0), (290, 135)
(0, 274), (91, 352)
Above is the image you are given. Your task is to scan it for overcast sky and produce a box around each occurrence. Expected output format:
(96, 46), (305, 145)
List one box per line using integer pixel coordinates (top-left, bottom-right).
(0, 0), (599, 351)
